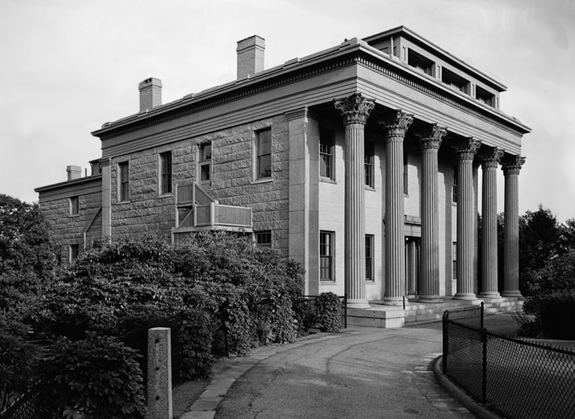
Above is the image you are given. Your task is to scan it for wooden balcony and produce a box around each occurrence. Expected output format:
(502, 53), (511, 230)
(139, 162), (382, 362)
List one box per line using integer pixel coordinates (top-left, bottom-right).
(172, 183), (252, 241)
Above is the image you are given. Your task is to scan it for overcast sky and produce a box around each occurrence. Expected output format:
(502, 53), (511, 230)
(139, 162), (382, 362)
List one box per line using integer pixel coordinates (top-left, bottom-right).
(1, 0), (574, 221)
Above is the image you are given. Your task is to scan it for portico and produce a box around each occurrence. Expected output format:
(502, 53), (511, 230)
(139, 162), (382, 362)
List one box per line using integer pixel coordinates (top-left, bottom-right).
(330, 91), (527, 309)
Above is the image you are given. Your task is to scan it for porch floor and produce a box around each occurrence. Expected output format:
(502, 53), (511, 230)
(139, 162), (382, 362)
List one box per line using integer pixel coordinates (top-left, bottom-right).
(346, 296), (523, 328)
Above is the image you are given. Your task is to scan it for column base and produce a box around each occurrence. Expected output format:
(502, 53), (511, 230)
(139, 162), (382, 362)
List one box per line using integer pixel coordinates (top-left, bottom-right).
(346, 299), (371, 309)
(479, 291), (503, 300)
(383, 296), (406, 306)
(453, 292), (478, 301)
(419, 295), (443, 303)
(501, 290), (523, 299)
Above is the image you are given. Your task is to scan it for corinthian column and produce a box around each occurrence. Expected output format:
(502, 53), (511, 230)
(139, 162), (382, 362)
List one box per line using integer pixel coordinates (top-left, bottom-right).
(418, 124), (447, 303)
(501, 155), (526, 298)
(454, 138), (481, 300)
(334, 93), (375, 308)
(379, 110), (413, 305)
(480, 148), (504, 299)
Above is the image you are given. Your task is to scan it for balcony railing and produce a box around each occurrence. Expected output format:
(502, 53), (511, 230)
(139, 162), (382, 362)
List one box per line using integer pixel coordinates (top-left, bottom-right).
(173, 183), (252, 237)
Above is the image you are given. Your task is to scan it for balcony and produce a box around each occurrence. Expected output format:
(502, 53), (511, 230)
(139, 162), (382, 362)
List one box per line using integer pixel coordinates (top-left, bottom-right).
(172, 183), (252, 241)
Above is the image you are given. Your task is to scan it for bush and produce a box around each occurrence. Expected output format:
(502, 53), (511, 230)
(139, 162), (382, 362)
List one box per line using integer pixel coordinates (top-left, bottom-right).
(38, 334), (146, 419)
(314, 292), (342, 333)
(538, 290), (575, 339)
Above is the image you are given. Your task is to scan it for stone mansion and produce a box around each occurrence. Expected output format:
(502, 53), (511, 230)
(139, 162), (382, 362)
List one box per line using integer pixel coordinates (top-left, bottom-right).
(36, 26), (530, 309)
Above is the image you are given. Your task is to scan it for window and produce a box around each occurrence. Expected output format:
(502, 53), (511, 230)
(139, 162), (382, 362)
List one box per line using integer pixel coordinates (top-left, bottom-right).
(320, 128), (335, 180)
(475, 85), (495, 107)
(452, 242), (457, 280)
(256, 129), (272, 179)
(70, 244), (79, 263)
(408, 49), (435, 76)
(365, 143), (374, 188)
(198, 143), (212, 185)
(366, 235), (374, 281)
(160, 151), (172, 195)
(70, 196), (79, 215)
(255, 231), (272, 248)
(403, 151), (409, 195)
(452, 167), (458, 203)
(441, 67), (469, 94)
(320, 231), (335, 281)
(118, 161), (130, 202)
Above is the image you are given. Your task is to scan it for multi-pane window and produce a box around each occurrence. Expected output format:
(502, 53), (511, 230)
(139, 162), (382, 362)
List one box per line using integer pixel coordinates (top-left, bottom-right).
(452, 167), (458, 203)
(118, 161), (130, 202)
(70, 196), (79, 215)
(403, 151), (409, 195)
(320, 128), (334, 180)
(199, 143), (212, 185)
(256, 129), (272, 179)
(365, 143), (374, 188)
(160, 151), (172, 195)
(320, 231), (334, 281)
(70, 244), (79, 263)
(255, 231), (272, 248)
(366, 234), (374, 281)
(452, 242), (457, 280)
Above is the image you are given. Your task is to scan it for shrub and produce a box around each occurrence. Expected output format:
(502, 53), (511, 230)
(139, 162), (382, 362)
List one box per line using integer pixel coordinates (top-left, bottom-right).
(0, 321), (40, 411)
(314, 292), (342, 333)
(538, 290), (575, 339)
(38, 334), (146, 419)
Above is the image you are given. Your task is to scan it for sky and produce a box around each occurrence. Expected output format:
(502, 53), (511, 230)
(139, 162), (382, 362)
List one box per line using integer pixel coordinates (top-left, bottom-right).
(1, 0), (574, 222)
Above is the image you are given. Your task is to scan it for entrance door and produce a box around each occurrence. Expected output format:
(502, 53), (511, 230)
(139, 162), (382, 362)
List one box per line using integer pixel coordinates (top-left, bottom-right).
(405, 237), (420, 297)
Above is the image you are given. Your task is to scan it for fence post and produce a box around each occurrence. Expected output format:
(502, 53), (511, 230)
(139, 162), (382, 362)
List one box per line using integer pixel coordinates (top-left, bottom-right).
(148, 327), (173, 419)
(482, 327), (487, 405)
(442, 310), (448, 374)
(480, 301), (485, 330)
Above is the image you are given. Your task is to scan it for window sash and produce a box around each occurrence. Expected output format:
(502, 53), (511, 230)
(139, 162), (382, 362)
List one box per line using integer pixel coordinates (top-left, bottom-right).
(70, 197), (79, 215)
(320, 231), (334, 281)
(256, 129), (272, 179)
(256, 231), (272, 248)
(119, 162), (130, 201)
(365, 143), (374, 187)
(365, 235), (374, 281)
(160, 152), (172, 194)
(320, 129), (334, 179)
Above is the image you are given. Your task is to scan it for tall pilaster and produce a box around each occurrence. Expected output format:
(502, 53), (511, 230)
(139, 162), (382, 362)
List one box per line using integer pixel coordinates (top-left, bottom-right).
(501, 155), (526, 298)
(418, 124), (447, 303)
(101, 158), (112, 242)
(334, 93), (375, 308)
(379, 110), (413, 305)
(287, 108), (320, 296)
(480, 148), (504, 299)
(454, 138), (481, 300)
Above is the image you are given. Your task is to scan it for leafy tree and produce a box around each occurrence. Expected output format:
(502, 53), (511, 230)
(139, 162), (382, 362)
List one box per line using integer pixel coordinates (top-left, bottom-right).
(519, 205), (568, 295)
(0, 194), (54, 278)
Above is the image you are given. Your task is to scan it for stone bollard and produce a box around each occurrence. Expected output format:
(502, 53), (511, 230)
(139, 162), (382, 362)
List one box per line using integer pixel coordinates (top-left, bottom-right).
(148, 327), (173, 419)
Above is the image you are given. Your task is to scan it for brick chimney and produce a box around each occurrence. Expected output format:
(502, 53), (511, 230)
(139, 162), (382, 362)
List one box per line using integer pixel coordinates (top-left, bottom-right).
(67, 165), (82, 181)
(138, 77), (162, 112)
(237, 36), (265, 79)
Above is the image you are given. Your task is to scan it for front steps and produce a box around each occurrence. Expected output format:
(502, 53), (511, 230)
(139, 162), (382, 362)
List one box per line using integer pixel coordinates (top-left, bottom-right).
(346, 297), (524, 328)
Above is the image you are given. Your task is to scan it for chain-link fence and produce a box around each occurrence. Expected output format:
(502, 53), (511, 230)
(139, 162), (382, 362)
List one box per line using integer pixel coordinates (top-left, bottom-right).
(443, 312), (575, 419)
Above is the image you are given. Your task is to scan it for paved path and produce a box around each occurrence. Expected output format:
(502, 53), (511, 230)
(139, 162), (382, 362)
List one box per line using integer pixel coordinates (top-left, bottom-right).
(213, 324), (473, 419)
(181, 315), (524, 419)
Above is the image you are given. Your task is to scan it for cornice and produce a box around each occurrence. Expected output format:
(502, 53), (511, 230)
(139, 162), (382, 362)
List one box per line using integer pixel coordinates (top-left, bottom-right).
(93, 39), (530, 141)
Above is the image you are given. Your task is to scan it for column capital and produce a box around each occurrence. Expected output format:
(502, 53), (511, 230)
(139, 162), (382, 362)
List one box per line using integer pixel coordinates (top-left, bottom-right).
(502, 155), (526, 176)
(333, 93), (375, 125)
(454, 137), (482, 161)
(418, 124), (447, 151)
(378, 110), (414, 138)
(480, 147), (504, 169)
